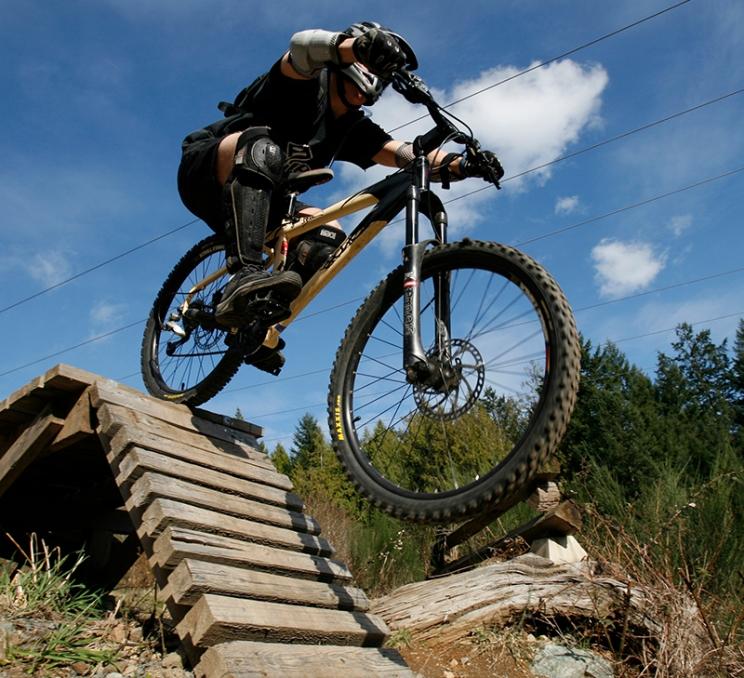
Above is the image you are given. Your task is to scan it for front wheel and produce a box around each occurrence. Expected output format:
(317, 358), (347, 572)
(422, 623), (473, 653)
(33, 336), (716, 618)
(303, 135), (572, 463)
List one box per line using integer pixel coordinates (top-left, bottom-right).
(141, 235), (242, 405)
(328, 240), (580, 522)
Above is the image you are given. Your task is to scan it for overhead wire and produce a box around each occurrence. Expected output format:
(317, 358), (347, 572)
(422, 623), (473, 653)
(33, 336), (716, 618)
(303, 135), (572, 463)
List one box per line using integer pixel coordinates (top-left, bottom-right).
(0, 1), (698, 318)
(5, 163), (743, 384)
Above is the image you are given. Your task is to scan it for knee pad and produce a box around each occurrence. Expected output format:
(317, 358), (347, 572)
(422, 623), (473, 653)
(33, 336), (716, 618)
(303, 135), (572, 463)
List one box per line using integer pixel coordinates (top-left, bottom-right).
(233, 127), (284, 188)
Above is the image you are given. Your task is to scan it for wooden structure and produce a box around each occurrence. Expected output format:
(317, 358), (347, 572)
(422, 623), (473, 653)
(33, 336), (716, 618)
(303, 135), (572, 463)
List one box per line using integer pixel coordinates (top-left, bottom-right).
(0, 365), (412, 677)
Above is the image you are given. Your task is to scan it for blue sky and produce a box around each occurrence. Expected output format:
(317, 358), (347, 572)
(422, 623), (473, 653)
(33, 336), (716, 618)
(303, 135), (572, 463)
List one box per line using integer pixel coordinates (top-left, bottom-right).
(1, 0), (743, 451)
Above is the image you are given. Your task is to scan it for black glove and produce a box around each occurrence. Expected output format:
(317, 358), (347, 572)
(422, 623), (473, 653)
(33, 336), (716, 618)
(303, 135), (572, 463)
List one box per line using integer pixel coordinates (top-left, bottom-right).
(460, 150), (505, 187)
(352, 28), (406, 77)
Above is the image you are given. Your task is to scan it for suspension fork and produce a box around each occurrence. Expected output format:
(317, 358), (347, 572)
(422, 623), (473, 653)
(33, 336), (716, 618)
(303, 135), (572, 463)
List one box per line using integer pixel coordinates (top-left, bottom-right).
(402, 156), (451, 382)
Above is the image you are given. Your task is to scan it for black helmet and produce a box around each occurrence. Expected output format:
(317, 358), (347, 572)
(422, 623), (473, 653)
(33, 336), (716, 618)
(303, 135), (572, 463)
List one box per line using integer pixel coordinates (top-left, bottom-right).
(339, 21), (418, 104)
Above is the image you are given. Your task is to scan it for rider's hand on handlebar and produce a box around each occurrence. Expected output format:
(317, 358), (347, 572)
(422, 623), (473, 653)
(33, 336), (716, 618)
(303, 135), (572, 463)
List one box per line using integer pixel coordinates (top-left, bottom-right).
(460, 150), (505, 188)
(352, 28), (406, 77)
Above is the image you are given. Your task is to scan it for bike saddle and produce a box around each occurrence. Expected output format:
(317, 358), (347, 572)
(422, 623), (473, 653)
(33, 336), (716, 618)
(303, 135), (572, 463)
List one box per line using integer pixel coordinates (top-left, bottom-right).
(286, 168), (334, 194)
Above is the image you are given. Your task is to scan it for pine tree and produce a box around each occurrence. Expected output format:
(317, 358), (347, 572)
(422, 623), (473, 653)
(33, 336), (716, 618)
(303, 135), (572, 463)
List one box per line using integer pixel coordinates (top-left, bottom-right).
(270, 443), (292, 476)
(730, 318), (744, 449)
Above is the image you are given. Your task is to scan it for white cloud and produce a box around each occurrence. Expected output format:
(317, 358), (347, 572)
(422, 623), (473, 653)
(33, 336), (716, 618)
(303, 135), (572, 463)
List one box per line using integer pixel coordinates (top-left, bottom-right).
(90, 301), (129, 335)
(668, 214), (693, 237)
(591, 239), (666, 299)
(555, 195), (580, 215)
(27, 252), (73, 287)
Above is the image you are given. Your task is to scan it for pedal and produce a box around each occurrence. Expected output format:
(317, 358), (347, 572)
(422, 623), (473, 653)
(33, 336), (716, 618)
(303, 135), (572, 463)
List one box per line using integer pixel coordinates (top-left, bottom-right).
(245, 340), (286, 376)
(242, 293), (292, 324)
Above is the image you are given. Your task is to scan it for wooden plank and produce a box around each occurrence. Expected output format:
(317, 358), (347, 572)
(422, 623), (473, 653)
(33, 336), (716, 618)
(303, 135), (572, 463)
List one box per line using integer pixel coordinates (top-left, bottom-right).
(191, 406), (263, 438)
(48, 387), (96, 452)
(151, 527), (353, 582)
(106, 421), (281, 485)
(115, 447), (303, 510)
(127, 472), (319, 534)
(177, 593), (389, 648)
(91, 380), (263, 441)
(137, 498), (333, 556)
(195, 642), (413, 677)
(42, 364), (99, 392)
(167, 558), (370, 610)
(98, 403), (272, 468)
(0, 408), (64, 497)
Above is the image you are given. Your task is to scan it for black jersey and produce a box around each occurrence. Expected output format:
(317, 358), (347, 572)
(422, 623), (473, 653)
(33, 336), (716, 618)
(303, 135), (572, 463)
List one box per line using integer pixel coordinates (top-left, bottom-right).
(201, 59), (392, 172)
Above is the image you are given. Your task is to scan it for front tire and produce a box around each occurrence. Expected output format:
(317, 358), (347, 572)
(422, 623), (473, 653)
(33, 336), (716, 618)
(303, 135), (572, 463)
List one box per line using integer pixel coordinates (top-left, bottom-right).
(328, 240), (580, 522)
(141, 235), (242, 405)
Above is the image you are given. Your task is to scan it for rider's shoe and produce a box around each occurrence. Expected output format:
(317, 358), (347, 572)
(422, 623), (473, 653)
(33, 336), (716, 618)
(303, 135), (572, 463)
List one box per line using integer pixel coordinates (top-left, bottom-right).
(215, 266), (302, 327)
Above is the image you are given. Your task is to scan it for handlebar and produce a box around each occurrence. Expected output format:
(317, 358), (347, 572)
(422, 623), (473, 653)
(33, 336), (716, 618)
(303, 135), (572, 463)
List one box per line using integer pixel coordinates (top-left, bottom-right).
(390, 69), (502, 188)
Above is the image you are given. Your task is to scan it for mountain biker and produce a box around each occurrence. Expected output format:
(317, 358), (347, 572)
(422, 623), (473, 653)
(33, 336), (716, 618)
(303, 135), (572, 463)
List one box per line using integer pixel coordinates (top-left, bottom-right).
(177, 21), (503, 330)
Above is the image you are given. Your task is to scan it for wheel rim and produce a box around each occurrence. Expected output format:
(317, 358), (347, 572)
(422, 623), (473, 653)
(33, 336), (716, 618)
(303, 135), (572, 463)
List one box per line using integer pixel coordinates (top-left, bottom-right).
(150, 244), (233, 395)
(342, 254), (553, 498)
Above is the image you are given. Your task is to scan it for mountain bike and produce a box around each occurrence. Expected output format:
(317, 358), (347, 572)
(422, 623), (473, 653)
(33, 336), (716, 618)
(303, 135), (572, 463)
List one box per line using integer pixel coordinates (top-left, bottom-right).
(141, 69), (581, 522)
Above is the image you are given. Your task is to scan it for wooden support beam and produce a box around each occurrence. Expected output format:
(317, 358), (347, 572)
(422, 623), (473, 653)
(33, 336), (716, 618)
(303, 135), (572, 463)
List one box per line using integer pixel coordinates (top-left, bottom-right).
(0, 407), (64, 498)
(48, 387), (96, 453)
(166, 558), (370, 610)
(195, 642), (413, 678)
(177, 593), (390, 648)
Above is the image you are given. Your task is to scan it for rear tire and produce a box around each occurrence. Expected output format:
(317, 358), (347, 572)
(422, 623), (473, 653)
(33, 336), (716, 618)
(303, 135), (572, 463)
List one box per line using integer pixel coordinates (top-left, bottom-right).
(141, 235), (242, 405)
(328, 239), (580, 522)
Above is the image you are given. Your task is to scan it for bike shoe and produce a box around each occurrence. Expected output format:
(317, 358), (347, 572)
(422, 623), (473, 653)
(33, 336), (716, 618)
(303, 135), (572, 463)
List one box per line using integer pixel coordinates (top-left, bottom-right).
(215, 267), (302, 327)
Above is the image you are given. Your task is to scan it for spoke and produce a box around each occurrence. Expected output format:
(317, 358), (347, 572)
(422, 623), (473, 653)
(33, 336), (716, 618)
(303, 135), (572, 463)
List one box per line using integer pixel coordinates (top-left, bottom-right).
(355, 383), (410, 413)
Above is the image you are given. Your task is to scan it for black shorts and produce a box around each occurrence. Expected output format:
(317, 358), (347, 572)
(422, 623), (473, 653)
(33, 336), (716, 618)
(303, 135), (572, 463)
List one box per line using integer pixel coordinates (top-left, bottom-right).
(177, 129), (224, 233)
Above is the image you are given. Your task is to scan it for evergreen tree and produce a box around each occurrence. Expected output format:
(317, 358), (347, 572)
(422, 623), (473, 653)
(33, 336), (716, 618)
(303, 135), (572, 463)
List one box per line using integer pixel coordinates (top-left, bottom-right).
(731, 319), (744, 448)
(290, 413), (331, 470)
(233, 407), (245, 421)
(655, 324), (733, 477)
(270, 442), (292, 476)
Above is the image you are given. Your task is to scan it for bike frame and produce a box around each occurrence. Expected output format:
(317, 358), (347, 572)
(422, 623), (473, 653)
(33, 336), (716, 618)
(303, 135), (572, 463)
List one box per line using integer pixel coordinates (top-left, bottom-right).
(179, 157), (451, 377)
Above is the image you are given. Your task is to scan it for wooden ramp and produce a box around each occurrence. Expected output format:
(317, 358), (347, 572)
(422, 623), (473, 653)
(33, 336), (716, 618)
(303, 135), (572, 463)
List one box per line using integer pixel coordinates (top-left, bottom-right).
(0, 365), (413, 677)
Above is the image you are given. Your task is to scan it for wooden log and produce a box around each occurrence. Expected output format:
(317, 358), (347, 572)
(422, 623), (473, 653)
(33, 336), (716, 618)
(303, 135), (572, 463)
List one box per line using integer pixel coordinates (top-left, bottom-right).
(0, 407), (64, 497)
(151, 526), (353, 582)
(104, 418), (280, 483)
(127, 472), (319, 534)
(98, 403), (272, 468)
(526, 480), (562, 512)
(373, 553), (656, 645)
(42, 364), (99, 393)
(48, 387), (96, 453)
(195, 642), (413, 678)
(90, 380), (262, 440)
(114, 446), (303, 510)
(166, 558), (370, 610)
(137, 498), (333, 556)
(177, 593), (390, 648)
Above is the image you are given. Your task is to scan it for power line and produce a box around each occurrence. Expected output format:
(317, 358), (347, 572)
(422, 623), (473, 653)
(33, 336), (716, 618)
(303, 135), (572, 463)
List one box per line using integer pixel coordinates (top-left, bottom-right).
(0, 5), (711, 325)
(7, 163), (742, 385)
(389, 0), (694, 133)
(0, 218), (200, 316)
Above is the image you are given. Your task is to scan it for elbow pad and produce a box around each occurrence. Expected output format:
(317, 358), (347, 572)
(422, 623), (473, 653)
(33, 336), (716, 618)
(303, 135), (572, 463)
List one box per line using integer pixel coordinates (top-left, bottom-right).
(289, 30), (344, 77)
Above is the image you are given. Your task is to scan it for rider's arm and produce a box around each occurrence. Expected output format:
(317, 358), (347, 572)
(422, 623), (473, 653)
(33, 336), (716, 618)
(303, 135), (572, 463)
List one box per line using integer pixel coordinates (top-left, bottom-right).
(282, 30), (357, 80)
(373, 140), (466, 179)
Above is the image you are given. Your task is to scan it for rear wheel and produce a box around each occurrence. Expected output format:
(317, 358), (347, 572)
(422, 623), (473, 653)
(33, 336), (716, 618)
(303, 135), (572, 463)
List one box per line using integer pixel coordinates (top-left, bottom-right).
(140, 235), (242, 405)
(328, 240), (580, 522)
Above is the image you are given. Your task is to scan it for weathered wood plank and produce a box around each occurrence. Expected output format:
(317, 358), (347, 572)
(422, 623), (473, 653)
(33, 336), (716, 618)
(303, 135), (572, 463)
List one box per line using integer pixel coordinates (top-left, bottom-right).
(177, 593), (389, 647)
(103, 416), (279, 483)
(115, 447), (303, 510)
(166, 558), (369, 610)
(137, 498), (333, 556)
(48, 387), (96, 453)
(195, 642), (413, 677)
(98, 403), (272, 468)
(90, 380), (263, 441)
(0, 408), (64, 497)
(42, 364), (99, 392)
(151, 527), (353, 582)
(127, 472), (319, 534)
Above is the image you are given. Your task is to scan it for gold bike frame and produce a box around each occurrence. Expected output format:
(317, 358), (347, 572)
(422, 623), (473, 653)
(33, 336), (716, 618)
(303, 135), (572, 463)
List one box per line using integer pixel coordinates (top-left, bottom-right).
(179, 176), (410, 349)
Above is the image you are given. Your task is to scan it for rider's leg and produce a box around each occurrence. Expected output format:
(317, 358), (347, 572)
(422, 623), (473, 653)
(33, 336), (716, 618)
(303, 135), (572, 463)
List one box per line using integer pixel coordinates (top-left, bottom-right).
(214, 128), (302, 326)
